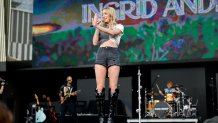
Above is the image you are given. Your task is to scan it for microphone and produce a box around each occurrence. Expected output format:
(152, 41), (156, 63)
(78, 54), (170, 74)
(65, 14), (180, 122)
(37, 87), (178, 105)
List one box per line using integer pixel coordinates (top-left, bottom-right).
(156, 74), (160, 78)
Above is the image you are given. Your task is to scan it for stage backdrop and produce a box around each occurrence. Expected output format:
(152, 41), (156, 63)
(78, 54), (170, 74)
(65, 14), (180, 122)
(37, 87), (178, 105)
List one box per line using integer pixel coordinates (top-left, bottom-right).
(32, 0), (218, 68)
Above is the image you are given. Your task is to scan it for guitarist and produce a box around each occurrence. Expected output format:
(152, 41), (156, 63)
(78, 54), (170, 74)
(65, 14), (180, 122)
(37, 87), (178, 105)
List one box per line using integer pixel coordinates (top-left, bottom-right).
(59, 75), (78, 123)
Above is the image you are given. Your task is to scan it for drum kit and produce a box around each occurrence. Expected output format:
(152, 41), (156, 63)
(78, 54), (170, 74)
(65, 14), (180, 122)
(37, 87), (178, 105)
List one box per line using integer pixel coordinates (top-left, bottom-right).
(144, 84), (198, 119)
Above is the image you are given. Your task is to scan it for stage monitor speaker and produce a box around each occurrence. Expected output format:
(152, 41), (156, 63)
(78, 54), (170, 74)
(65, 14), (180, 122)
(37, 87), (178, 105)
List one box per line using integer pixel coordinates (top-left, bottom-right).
(87, 99), (127, 116)
(76, 101), (87, 113)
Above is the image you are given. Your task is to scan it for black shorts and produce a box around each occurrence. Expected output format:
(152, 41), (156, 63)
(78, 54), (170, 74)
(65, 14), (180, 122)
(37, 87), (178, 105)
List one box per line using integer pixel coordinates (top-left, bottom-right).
(95, 47), (120, 68)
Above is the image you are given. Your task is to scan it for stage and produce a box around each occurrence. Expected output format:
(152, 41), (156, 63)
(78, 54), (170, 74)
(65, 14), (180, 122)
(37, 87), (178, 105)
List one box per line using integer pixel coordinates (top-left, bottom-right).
(127, 118), (198, 123)
(63, 114), (128, 123)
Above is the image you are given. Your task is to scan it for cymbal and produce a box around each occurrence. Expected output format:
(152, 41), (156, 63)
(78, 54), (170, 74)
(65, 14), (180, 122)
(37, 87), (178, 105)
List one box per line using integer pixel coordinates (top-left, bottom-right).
(172, 84), (183, 88)
(147, 92), (159, 96)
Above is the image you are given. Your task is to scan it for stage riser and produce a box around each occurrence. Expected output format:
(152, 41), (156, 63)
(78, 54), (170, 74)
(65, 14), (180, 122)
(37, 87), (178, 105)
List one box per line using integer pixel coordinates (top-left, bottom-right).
(63, 116), (127, 123)
(127, 121), (196, 123)
(127, 119), (198, 123)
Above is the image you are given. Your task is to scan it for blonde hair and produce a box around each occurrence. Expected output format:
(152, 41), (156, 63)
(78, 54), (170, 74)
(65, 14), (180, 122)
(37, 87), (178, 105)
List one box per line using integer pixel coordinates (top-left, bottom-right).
(102, 7), (117, 27)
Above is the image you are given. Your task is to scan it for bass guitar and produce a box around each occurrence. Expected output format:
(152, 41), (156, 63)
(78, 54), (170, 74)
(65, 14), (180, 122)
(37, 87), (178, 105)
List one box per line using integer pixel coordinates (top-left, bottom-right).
(34, 94), (46, 123)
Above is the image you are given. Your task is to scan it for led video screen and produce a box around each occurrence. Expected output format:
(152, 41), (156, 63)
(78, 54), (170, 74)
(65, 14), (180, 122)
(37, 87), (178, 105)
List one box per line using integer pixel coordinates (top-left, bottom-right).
(32, 0), (218, 67)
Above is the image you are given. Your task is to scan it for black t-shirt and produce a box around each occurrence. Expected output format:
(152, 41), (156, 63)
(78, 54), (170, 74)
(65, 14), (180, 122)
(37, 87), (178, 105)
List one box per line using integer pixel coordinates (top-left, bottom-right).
(59, 84), (76, 103)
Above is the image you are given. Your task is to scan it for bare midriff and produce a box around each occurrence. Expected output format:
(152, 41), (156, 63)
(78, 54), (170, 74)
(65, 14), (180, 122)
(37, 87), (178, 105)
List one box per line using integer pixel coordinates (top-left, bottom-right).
(100, 39), (118, 48)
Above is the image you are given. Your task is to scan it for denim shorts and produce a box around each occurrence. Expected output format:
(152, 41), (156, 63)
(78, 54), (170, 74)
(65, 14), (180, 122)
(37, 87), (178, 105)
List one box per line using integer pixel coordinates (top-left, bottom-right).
(95, 47), (120, 68)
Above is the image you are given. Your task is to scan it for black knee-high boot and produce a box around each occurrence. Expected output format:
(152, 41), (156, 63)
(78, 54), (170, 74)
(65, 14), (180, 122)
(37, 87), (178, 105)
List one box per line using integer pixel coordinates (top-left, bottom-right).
(95, 88), (105, 123)
(108, 88), (119, 123)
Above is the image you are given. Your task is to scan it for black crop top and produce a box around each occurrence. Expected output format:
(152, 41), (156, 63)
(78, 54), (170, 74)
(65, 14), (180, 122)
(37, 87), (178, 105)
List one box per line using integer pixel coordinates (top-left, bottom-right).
(98, 24), (124, 46)
(99, 31), (109, 45)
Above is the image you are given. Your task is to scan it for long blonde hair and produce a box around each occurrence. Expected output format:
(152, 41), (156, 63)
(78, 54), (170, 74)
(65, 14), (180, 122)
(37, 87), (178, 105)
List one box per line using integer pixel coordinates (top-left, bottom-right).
(101, 7), (117, 28)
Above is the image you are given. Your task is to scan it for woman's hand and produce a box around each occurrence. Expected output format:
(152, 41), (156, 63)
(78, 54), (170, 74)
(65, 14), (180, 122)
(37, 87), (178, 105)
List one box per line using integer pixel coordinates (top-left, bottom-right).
(92, 13), (101, 27)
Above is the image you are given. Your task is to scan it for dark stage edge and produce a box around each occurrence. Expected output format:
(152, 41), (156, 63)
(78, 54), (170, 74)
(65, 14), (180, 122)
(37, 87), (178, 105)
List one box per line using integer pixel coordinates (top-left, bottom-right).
(63, 114), (128, 123)
(127, 118), (198, 123)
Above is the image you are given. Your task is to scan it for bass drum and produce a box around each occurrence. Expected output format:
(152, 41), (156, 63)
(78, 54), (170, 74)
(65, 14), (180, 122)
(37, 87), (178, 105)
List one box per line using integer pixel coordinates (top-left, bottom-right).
(153, 101), (172, 118)
(146, 100), (160, 111)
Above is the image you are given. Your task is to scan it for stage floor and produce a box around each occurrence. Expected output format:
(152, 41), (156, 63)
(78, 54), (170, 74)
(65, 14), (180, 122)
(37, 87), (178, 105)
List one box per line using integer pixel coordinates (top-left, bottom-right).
(127, 118), (198, 123)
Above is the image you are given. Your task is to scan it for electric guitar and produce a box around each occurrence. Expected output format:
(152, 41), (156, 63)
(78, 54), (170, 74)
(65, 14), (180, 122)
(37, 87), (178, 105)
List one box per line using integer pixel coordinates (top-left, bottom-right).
(34, 94), (46, 123)
(60, 89), (81, 104)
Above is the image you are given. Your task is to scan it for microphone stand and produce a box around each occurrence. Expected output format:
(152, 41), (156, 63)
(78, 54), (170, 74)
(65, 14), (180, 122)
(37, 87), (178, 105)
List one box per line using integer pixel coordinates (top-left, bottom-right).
(151, 75), (160, 91)
(136, 66), (142, 123)
(150, 75), (160, 117)
(151, 75), (160, 95)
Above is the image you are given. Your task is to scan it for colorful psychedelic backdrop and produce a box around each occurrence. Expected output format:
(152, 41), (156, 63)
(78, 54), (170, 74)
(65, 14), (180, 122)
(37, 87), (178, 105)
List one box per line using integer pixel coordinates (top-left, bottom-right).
(33, 0), (218, 67)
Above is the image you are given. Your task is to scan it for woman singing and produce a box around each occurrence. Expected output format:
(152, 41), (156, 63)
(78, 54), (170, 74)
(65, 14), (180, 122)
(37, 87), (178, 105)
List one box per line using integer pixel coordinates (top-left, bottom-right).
(92, 7), (124, 123)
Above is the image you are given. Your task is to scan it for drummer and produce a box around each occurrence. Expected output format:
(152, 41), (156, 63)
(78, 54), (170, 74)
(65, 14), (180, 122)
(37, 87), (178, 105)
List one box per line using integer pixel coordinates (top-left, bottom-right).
(158, 80), (180, 103)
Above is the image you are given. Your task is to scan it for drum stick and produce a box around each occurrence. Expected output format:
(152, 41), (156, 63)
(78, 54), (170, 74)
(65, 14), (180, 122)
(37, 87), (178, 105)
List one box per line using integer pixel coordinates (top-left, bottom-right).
(156, 84), (160, 91)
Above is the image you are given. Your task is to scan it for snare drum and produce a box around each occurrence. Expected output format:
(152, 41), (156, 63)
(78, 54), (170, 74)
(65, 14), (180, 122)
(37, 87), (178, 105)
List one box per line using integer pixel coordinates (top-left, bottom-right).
(165, 94), (175, 102)
(154, 101), (172, 118)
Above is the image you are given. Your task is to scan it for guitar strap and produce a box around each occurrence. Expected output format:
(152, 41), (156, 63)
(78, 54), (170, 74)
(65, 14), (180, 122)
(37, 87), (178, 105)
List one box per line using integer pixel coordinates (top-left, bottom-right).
(63, 86), (72, 94)
(63, 86), (72, 96)
(69, 86), (72, 94)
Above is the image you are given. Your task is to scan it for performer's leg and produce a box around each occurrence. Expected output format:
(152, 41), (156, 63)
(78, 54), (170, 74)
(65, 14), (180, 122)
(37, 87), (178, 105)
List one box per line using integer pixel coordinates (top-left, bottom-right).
(60, 104), (67, 123)
(107, 65), (120, 123)
(69, 102), (77, 123)
(95, 64), (106, 92)
(95, 88), (105, 121)
(108, 88), (119, 123)
(108, 65), (120, 93)
(95, 64), (107, 123)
